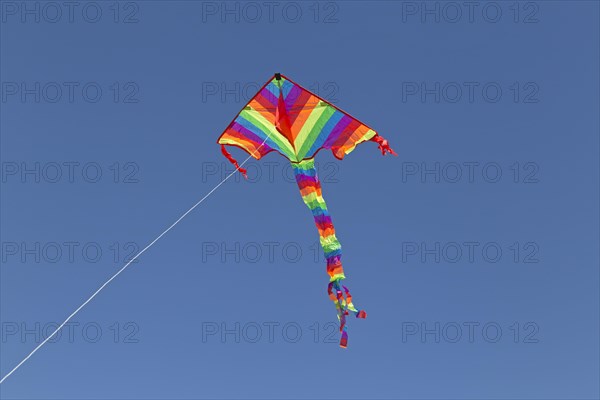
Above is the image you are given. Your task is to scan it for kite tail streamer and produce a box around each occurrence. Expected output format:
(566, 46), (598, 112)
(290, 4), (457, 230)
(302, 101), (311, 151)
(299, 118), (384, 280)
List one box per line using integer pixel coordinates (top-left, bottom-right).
(292, 159), (367, 348)
(221, 145), (248, 179)
(371, 135), (398, 156)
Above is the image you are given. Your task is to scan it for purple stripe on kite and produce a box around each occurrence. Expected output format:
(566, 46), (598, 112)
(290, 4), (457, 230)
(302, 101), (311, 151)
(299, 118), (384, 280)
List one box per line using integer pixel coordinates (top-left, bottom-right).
(326, 255), (342, 265)
(231, 122), (263, 144)
(285, 85), (302, 106)
(314, 214), (333, 225)
(231, 121), (274, 152)
(258, 87), (277, 108)
(294, 171), (318, 180)
(295, 175), (319, 185)
(322, 115), (353, 148)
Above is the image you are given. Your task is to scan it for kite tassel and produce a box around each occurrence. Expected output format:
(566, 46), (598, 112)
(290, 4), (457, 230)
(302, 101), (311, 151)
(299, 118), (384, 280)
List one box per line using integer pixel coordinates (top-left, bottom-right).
(328, 279), (367, 348)
(221, 145), (248, 179)
(371, 135), (397, 156)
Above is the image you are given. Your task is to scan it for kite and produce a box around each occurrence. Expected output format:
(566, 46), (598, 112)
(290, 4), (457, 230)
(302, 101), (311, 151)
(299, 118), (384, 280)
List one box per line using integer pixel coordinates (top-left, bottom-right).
(217, 73), (396, 348)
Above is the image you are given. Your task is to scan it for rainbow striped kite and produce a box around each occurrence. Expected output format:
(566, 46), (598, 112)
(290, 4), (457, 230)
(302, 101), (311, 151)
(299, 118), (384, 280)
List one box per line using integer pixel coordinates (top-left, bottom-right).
(218, 73), (396, 347)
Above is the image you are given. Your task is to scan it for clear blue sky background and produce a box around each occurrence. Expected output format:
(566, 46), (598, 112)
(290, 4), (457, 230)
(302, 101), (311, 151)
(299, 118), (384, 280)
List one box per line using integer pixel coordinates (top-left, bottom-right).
(1, 1), (598, 399)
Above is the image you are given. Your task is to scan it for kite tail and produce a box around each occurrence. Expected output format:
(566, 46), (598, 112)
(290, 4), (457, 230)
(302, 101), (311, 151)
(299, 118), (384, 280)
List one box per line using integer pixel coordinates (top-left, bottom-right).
(292, 159), (367, 348)
(221, 145), (248, 179)
(370, 134), (398, 156)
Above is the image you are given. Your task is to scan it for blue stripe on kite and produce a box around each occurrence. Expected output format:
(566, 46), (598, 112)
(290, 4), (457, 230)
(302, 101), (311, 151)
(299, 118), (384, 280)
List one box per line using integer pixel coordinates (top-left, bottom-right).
(324, 248), (342, 258)
(323, 115), (353, 148)
(292, 167), (317, 177)
(310, 208), (330, 218)
(265, 78), (293, 99)
(235, 115), (281, 153)
(281, 80), (294, 98)
(303, 110), (345, 158)
(265, 82), (278, 98)
(231, 122), (269, 148)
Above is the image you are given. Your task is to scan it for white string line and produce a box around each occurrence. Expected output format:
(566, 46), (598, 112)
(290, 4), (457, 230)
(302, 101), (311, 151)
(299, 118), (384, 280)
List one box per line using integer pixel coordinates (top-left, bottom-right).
(0, 142), (267, 385)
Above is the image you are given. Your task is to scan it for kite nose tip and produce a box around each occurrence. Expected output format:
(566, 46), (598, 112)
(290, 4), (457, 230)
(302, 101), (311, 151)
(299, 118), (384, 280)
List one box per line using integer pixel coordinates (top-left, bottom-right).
(275, 73), (281, 80)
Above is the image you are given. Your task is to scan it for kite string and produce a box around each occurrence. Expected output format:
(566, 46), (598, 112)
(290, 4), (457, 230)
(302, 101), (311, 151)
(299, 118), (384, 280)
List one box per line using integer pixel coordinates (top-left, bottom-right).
(0, 140), (267, 385)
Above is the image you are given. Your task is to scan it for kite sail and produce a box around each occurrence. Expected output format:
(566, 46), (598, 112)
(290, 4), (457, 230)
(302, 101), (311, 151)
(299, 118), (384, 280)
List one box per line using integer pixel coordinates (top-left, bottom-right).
(217, 73), (396, 347)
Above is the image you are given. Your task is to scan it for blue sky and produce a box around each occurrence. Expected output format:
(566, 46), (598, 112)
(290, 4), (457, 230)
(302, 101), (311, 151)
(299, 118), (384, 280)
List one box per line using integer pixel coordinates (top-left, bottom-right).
(1, 1), (599, 399)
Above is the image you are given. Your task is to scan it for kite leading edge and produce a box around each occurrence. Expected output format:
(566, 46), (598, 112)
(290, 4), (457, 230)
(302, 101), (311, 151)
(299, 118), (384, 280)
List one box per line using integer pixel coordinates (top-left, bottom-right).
(217, 73), (396, 348)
